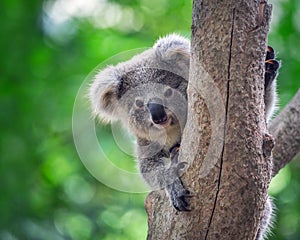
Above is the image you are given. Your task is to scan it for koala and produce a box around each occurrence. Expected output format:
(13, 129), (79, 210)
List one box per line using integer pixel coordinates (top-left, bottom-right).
(89, 34), (280, 239)
(89, 34), (191, 211)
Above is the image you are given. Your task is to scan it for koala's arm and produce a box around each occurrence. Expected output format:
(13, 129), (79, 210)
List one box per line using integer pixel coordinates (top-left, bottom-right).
(137, 147), (191, 211)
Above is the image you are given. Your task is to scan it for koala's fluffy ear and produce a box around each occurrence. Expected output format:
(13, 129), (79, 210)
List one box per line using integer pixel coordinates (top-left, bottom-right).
(153, 34), (190, 78)
(89, 66), (122, 122)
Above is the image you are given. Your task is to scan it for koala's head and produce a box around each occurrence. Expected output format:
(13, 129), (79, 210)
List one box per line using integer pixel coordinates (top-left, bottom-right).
(89, 34), (190, 141)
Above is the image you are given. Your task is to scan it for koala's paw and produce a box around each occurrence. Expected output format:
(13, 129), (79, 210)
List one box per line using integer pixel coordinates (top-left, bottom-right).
(265, 46), (280, 87)
(170, 144), (188, 176)
(168, 178), (192, 212)
(168, 145), (192, 211)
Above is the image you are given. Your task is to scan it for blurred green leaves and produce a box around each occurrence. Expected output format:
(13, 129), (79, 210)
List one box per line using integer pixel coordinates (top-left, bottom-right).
(0, 0), (299, 239)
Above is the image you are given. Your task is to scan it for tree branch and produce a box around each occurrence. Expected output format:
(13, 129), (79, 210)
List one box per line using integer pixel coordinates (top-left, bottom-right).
(270, 89), (300, 176)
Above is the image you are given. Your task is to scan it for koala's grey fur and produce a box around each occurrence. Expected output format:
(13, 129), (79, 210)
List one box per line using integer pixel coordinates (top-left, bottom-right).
(89, 34), (279, 239)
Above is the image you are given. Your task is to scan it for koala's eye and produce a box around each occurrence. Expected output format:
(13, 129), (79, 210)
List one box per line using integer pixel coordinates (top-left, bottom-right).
(164, 88), (173, 98)
(135, 99), (144, 108)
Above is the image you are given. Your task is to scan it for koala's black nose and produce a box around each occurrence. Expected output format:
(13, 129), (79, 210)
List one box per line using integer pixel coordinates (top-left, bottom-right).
(147, 98), (168, 125)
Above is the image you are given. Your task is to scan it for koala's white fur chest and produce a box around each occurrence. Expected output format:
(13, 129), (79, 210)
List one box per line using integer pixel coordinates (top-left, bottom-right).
(154, 125), (181, 149)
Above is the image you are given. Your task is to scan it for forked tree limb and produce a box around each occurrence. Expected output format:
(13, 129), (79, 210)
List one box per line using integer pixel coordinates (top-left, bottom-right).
(270, 89), (300, 177)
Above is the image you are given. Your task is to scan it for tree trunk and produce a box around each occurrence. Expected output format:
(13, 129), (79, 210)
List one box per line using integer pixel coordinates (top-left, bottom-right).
(146, 0), (275, 239)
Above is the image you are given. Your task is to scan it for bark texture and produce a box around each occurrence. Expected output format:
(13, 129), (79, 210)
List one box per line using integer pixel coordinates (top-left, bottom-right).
(146, 1), (274, 239)
(270, 89), (300, 176)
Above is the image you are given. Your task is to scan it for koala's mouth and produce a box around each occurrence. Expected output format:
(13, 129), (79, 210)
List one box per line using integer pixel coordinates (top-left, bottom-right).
(153, 115), (173, 128)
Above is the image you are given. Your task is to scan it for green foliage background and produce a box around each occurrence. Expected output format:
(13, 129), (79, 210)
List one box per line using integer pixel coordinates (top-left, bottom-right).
(0, 0), (299, 239)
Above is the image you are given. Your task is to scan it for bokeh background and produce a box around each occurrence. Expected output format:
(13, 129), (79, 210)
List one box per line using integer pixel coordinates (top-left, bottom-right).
(1, 0), (300, 239)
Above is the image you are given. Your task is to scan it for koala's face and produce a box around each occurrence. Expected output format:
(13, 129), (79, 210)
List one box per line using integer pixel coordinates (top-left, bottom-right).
(89, 34), (190, 145)
(118, 69), (188, 142)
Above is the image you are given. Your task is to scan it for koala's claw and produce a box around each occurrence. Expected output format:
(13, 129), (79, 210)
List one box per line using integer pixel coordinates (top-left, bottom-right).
(177, 162), (188, 171)
(168, 178), (193, 212)
(170, 144), (180, 162)
(266, 46), (275, 60)
(265, 46), (280, 87)
(169, 147), (188, 176)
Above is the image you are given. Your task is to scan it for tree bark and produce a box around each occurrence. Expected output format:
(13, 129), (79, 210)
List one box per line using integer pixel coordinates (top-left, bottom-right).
(270, 89), (300, 176)
(146, 0), (275, 239)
